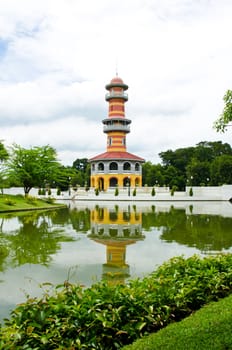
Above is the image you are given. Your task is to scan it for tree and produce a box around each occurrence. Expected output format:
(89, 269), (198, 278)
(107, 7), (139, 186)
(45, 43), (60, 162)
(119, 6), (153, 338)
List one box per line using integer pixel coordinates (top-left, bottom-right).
(214, 90), (232, 132)
(0, 141), (8, 162)
(7, 144), (61, 195)
(186, 160), (211, 186)
(0, 141), (9, 194)
(210, 155), (232, 185)
(72, 158), (90, 186)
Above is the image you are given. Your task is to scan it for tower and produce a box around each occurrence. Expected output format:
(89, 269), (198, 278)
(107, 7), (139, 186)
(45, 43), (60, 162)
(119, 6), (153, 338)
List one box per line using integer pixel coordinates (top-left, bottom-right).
(89, 76), (144, 191)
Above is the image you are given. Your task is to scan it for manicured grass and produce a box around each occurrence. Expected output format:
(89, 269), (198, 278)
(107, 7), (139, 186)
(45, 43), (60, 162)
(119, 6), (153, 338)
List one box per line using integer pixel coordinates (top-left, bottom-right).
(0, 194), (65, 212)
(122, 294), (232, 350)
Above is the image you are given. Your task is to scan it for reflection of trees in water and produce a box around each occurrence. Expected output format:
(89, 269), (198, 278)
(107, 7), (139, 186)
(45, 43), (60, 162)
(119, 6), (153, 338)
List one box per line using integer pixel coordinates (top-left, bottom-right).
(69, 208), (91, 233)
(142, 208), (232, 252)
(0, 210), (76, 270)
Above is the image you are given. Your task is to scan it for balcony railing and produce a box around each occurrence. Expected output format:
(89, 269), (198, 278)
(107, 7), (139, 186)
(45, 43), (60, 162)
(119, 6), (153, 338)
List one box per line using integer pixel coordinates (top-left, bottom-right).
(103, 124), (130, 132)
(105, 91), (128, 100)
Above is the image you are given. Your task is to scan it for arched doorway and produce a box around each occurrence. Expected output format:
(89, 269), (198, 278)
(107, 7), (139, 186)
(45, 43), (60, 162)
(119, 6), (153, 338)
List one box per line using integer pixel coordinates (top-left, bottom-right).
(135, 177), (140, 186)
(109, 177), (118, 187)
(123, 177), (131, 187)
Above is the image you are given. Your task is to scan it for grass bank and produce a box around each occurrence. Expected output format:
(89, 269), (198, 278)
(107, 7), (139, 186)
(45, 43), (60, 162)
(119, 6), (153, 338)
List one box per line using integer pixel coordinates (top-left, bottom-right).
(0, 194), (66, 212)
(0, 254), (232, 349)
(122, 293), (232, 350)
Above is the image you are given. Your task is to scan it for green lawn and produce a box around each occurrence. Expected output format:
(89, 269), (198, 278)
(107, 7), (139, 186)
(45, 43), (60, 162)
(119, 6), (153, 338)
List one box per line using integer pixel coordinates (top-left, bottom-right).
(0, 194), (65, 212)
(122, 294), (232, 350)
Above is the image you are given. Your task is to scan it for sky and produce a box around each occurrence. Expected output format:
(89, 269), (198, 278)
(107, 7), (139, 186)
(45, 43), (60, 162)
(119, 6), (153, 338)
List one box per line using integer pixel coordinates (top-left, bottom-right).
(0, 0), (232, 166)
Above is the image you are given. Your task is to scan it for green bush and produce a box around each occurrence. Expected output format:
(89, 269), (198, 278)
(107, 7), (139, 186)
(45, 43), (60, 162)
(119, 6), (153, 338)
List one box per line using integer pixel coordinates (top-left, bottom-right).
(1, 254), (232, 349)
(41, 188), (46, 195)
(151, 187), (156, 196)
(189, 187), (193, 196)
(26, 195), (37, 205)
(170, 185), (178, 196)
(132, 188), (136, 196)
(115, 187), (119, 196)
(56, 188), (61, 195)
(4, 197), (16, 206)
(95, 188), (99, 196)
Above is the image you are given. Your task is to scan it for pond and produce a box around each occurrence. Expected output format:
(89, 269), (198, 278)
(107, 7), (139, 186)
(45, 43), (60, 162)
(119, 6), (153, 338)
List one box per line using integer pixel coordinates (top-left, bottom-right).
(0, 201), (232, 323)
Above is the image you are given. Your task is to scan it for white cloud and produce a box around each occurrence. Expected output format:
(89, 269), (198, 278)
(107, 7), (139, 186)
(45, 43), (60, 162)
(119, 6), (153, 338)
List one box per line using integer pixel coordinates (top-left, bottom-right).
(0, 0), (232, 165)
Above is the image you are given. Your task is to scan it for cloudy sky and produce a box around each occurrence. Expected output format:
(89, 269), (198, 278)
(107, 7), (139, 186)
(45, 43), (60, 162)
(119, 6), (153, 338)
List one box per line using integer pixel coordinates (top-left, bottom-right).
(0, 0), (231, 165)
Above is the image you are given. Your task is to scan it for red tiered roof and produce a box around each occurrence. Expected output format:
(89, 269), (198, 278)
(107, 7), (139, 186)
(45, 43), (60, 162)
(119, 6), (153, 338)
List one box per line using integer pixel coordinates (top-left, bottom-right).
(89, 151), (144, 162)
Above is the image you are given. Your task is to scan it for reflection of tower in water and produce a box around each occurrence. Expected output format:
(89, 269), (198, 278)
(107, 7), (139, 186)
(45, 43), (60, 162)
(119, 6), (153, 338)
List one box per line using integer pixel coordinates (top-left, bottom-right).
(88, 206), (144, 284)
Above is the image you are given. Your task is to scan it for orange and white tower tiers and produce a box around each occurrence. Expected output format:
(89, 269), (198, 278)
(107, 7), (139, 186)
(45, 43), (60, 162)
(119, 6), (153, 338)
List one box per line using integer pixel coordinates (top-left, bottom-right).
(89, 76), (144, 191)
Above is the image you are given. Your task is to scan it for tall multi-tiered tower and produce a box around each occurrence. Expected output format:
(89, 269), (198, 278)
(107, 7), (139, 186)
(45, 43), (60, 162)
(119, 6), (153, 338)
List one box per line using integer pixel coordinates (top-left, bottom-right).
(89, 76), (144, 191)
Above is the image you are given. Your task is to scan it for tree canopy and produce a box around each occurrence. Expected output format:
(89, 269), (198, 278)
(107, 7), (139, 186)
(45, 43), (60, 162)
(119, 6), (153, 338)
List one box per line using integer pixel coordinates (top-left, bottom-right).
(214, 90), (232, 132)
(0, 141), (8, 162)
(7, 145), (61, 195)
(143, 141), (232, 189)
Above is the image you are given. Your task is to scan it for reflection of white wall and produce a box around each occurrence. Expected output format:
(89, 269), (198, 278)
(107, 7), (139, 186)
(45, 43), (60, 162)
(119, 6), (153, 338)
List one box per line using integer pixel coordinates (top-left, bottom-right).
(0, 217), (21, 233)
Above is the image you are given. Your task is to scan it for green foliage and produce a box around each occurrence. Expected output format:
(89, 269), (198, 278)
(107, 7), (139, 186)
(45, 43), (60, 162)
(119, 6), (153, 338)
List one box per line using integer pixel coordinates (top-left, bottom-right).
(189, 187), (193, 196)
(214, 89), (232, 132)
(210, 155), (232, 185)
(56, 188), (61, 195)
(170, 185), (178, 196)
(142, 141), (232, 188)
(4, 197), (16, 206)
(26, 196), (38, 205)
(41, 188), (46, 195)
(0, 245), (8, 258)
(151, 187), (156, 196)
(115, 187), (119, 196)
(95, 188), (99, 196)
(7, 144), (61, 195)
(132, 188), (136, 196)
(0, 141), (9, 162)
(1, 254), (232, 349)
(72, 158), (90, 187)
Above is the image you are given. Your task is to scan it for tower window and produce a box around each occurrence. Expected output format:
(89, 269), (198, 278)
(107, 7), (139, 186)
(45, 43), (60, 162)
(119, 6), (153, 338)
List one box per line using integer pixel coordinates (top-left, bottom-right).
(135, 163), (140, 171)
(109, 162), (118, 170)
(92, 164), (95, 171)
(123, 162), (131, 171)
(108, 137), (112, 146)
(98, 163), (104, 171)
(122, 137), (126, 145)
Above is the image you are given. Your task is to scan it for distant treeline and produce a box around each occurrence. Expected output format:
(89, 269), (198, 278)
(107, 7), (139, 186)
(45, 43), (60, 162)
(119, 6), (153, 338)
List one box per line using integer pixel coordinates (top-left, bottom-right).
(142, 141), (232, 190)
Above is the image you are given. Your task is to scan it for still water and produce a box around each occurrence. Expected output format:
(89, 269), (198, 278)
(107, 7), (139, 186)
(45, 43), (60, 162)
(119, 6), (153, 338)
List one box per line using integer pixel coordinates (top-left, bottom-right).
(0, 201), (232, 323)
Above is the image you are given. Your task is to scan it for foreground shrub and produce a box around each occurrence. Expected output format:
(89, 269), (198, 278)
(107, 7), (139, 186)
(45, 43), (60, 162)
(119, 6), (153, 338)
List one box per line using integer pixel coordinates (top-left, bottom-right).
(26, 195), (38, 205)
(1, 254), (232, 349)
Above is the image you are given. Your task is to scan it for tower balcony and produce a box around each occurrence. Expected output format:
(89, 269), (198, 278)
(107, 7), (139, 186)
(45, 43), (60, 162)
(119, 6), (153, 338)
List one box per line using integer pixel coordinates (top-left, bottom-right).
(103, 124), (130, 133)
(105, 91), (128, 101)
